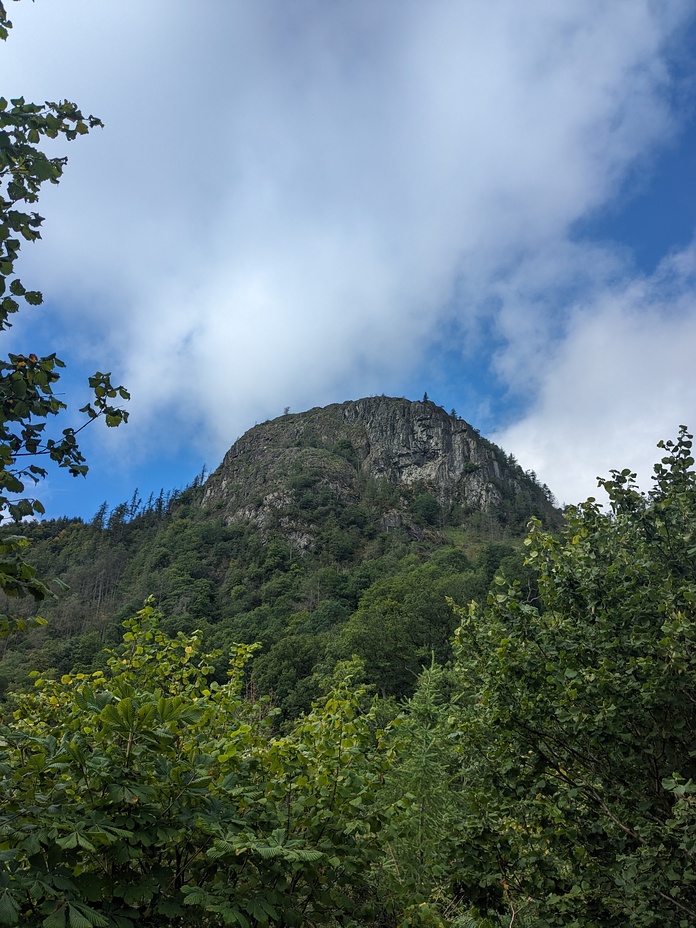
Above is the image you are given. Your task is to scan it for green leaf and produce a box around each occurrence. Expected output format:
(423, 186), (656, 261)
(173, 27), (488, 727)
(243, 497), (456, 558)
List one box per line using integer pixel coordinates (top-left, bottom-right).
(42, 907), (66, 928)
(56, 833), (79, 849)
(0, 892), (19, 926)
(66, 906), (94, 928)
(70, 905), (107, 928)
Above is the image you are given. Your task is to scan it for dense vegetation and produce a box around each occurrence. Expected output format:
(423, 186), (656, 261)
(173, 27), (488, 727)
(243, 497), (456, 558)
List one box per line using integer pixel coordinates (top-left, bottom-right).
(2, 4), (695, 925)
(0, 429), (694, 927)
(0, 466), (535, 714)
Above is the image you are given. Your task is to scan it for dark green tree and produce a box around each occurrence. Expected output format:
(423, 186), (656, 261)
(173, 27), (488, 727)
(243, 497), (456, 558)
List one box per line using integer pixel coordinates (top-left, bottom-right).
(451, 427), (696, 926)
(0, 1), (128, 633)
(372, 662), (466, 923)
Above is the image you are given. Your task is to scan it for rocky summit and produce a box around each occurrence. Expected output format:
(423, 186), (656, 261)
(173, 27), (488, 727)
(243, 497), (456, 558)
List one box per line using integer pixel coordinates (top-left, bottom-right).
(202, 396), (558, 543)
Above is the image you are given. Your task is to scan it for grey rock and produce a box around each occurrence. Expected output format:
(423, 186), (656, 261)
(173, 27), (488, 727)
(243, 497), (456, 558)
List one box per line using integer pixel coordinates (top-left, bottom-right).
(201, 396), (557, 540)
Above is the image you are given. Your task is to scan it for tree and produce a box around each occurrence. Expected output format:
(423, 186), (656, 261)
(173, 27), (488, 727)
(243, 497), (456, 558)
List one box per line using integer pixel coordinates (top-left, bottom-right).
(0, 1), (128, 633)
(0, 602), (388, 927)
(371, 662), (466, 924)
(450, 427), (696, 926)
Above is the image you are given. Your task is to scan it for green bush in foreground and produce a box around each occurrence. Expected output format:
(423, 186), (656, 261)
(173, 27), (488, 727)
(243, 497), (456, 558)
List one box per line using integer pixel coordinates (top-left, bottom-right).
(450, 427), (696, 927)
(0, 603), (387, 927)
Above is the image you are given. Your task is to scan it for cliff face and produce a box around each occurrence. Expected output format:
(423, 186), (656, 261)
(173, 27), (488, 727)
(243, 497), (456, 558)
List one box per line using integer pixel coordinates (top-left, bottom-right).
(201, 396), (558, 539)
(338, 396), (502, 507)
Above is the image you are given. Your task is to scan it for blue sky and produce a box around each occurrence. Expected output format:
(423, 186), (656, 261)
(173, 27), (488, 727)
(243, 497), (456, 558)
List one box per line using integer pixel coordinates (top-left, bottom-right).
(2, 0), (696, 519)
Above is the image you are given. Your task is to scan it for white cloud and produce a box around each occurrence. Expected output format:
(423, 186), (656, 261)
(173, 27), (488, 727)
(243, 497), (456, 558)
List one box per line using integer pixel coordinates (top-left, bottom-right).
(1, 0), (694, 498)
(494, 242), (696, 504)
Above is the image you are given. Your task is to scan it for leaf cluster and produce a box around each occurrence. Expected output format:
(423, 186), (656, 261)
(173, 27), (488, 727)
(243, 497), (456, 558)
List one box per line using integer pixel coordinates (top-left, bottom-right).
(447, 427), (696, 926)
(0, 601), (388, 927)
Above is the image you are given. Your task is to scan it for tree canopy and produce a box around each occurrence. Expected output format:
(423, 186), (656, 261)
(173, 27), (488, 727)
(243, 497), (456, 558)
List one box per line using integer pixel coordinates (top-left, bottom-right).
(0, 427), (695, 926)
(0, 602), (388, 927)
(448, 426), (696, 926)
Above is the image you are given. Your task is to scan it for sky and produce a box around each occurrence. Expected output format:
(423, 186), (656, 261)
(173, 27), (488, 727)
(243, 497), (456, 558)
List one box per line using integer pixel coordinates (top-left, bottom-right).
(1, 0), (696, 519)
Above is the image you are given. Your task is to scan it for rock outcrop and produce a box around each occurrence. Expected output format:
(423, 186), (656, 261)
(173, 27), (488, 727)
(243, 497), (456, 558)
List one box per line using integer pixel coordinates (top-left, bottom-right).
(201, 396), (558, 538)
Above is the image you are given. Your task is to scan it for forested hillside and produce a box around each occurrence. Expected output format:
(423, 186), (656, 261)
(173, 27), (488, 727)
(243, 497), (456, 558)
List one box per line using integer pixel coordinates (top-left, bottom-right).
(1, 427), (694, 928)
(0, 398), (559, 713)
(2, 4), (694, 924)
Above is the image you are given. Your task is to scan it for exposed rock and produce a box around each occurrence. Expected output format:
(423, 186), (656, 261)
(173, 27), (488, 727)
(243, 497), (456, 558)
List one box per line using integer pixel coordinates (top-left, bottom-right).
(201, 396), (559, 539)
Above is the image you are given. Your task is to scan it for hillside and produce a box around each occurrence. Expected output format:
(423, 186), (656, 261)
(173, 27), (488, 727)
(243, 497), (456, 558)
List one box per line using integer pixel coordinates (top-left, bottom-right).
(0, 397), (561, 709)
(0, 424), (693, 928)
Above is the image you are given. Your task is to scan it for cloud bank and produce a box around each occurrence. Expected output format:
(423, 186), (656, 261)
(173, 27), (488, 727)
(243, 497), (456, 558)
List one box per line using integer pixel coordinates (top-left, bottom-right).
(1, 0), (695, 506)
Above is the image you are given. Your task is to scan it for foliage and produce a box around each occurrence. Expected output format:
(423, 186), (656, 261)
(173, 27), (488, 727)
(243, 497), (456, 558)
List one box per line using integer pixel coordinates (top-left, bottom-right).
(410, 493), (441, 527)
(0, 601), (388, 926)
(0, 476), (529, 709)
(450, 427), (696, 926)
(0, 1), (128, 632)
(5, 415), (695, 924)
(371, 662), (466, 917)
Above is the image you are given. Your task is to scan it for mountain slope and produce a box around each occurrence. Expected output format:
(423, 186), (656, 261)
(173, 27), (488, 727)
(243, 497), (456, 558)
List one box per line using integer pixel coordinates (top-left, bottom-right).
(0, 397), (561, 708)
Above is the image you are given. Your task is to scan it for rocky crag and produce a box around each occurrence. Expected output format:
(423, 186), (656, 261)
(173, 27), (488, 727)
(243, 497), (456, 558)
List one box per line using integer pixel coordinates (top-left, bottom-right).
(202, 396), (558, 544)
